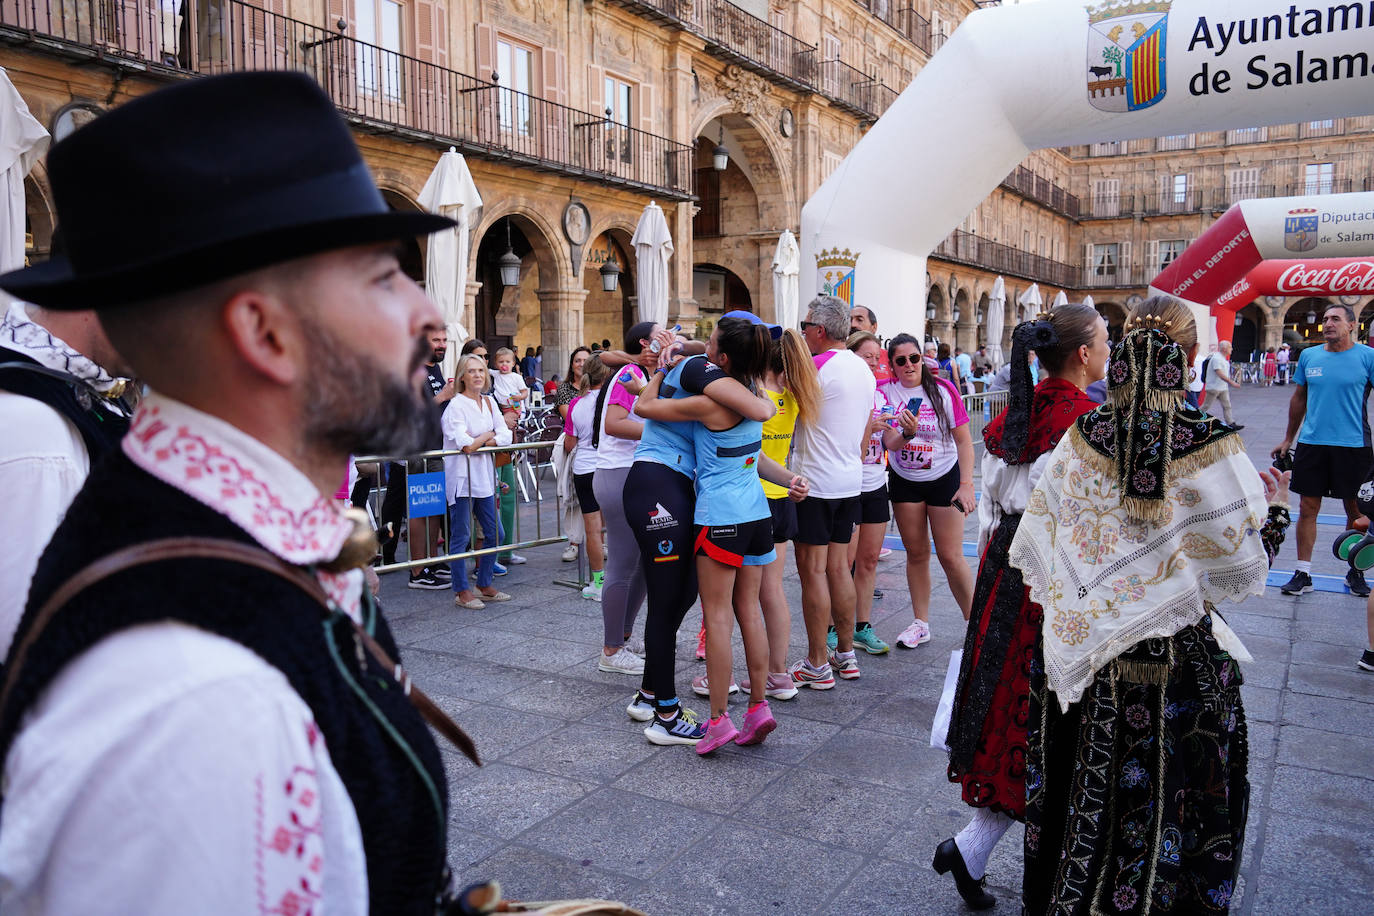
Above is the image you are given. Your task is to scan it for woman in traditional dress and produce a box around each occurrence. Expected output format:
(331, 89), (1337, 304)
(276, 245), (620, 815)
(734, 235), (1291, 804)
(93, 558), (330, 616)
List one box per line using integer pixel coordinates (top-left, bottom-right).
(934, 304), (1109, 910)
(1010, 296), (1291, 915)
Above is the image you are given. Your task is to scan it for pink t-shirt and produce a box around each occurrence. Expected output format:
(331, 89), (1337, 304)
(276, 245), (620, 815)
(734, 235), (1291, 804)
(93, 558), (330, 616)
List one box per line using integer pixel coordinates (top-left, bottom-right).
(861, 388), (889, 493)
(881, 377), (969, 482)
(594, 364), (646, 471)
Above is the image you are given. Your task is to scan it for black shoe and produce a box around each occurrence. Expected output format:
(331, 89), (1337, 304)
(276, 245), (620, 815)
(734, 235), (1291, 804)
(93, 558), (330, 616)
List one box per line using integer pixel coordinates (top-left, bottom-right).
(873, 587), (884, 599)
(1279, 570), (1313, 596)
(933, 838), (995, 910)
(433, 565), (451, 581)
(1347, 568), (1371, 597)
(1231, 423), (1246, 431)
(1359, 650), (1374, 672)
(407, 571), (447, 590)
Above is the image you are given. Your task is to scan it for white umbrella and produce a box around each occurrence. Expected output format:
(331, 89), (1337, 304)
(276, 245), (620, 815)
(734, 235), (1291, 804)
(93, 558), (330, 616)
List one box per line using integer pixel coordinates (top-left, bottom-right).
(986, 276), (1006, 370)
(632, 200), (673, 327)
(1016, 283), (1042, 322)
(418, 147), (481, 379)
(0, 68), (48, 273)
(771, 229), (800, 330)
(1082, 294), (1095, 309)
(1052, 290), (1069, 308)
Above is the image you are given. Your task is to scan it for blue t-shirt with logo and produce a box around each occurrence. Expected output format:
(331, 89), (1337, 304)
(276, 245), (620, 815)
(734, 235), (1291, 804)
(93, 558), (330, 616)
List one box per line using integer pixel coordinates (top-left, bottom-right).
(1294, 344), (1374, 447)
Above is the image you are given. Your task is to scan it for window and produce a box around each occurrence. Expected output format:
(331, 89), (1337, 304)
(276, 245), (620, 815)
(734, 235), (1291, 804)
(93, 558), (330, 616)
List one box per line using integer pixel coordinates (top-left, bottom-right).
(496, 37), (535, 134)
(1157, 134), (1194, 151)
(1226, 126), (1267, 144)
(821, 33), (842, 93)
(1090, 140), (1123, 156)
(1227, 167), (1260, 204)
(1158, 239), (1187, 270)
(355, 0), (403, 101)
(822, 150), (844, 181)
(1305, 162), (1335, 195)
(1091, 178), (1120, 217)
(694, 167), (721, 237)
(604, 75), (633, 162)
(963, 207), (979, 234)
(1093, 243), (1119, 278)
(1160, 173), (1189, 212)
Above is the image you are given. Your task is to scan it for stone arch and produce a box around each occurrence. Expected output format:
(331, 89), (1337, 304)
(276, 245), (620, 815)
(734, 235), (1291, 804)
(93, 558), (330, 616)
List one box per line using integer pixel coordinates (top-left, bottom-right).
(22, 170), (54, 263)
(471, 208), (569, 358)
(1095, 300), (1128, 340)
(583, 217), (639, 347)
(976, 292), (990, 349)
(925, 283), (945, 344)
(1232, 301), (1267, 361)
(690, 99), (797, 225)
(378, 187), (428, 282)
(953, 286), (973, 352)
(1283, 296), (1332, 348)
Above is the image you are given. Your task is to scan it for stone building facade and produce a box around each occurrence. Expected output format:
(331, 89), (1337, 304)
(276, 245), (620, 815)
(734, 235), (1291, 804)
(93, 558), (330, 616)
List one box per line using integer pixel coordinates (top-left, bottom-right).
(5, 0), (1374, 376)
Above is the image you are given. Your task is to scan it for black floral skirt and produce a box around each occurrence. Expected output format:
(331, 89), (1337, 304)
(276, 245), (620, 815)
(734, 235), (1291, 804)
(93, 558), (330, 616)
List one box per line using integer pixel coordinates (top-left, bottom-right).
(1022, 615), (1249, 915)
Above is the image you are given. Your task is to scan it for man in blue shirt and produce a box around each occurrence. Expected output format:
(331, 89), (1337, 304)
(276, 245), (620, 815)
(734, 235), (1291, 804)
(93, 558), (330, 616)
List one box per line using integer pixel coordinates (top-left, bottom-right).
(1272, 303), (1374, 598)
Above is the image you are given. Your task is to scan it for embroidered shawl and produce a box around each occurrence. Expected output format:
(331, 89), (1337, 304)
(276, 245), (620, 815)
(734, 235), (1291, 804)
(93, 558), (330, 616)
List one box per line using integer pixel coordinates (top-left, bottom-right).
(984, 377), (1097, 466)
(1008, 328), (1267, 709)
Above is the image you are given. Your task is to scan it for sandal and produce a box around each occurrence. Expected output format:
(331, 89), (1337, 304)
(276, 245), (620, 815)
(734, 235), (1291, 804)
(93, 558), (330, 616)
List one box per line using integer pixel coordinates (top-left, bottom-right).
(479, 590), (512, 602)
(454, 595), (486, 610)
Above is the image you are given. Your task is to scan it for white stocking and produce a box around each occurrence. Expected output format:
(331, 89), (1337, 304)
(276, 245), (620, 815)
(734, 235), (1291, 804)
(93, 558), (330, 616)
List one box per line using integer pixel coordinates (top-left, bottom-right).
(954, 807), (1014, 880)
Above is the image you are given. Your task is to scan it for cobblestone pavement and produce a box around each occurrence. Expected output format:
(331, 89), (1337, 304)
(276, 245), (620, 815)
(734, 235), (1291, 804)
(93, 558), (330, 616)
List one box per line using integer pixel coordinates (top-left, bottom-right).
(379, 382), (1373, 915)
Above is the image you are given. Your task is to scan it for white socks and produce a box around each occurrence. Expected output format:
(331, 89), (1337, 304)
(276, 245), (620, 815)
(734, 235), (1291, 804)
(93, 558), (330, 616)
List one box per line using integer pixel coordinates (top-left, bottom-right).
(1295, 560), (1312, 574)
(954, 807), (1014, 880)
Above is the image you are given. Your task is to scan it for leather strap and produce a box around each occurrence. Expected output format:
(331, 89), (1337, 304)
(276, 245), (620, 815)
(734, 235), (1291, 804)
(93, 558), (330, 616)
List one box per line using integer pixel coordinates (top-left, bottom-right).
(1, 537), (479, 765)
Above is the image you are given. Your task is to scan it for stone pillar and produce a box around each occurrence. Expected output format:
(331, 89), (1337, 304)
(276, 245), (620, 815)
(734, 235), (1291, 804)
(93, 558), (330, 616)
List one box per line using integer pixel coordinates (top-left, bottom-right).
(535, 287), (588, 386)
(669, 200), (700, 336)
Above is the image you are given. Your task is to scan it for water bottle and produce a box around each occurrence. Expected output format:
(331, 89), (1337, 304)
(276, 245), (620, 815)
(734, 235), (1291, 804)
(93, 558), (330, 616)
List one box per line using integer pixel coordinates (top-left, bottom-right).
(649, 324), (682, 354)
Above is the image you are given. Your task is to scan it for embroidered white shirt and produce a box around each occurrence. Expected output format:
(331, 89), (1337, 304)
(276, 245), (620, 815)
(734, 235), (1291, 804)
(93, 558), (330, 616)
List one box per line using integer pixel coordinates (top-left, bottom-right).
(0, 393), (369, 915)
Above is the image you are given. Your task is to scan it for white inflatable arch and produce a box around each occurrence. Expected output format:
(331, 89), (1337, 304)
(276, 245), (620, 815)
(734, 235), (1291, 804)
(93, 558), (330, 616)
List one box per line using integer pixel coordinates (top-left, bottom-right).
(802, 0), (1374, 346)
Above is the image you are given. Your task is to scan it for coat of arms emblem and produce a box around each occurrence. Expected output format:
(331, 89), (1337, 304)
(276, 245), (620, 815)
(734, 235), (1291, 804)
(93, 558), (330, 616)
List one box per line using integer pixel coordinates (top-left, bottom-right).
(816, 247), (859, 304)
(1284, 208), (1319, 253)
(1086, 1), (1170, 113)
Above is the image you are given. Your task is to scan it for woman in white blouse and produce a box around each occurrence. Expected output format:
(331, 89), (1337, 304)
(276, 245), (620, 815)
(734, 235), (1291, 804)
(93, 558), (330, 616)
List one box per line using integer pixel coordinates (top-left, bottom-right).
(442, 353), (512, 609)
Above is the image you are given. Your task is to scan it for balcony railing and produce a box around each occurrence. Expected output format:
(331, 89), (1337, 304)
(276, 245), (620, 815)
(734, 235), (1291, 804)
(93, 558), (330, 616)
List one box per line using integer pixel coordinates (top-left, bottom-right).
(932, 230), (1080, 290)
(1082, 264), (1148, 288)
(607, 0), (816, 89)
(0, 0), (694, 199)
(854, 1), (932, 55)
(818, 58), (884, 117)
(1000, 166), (1081, 218)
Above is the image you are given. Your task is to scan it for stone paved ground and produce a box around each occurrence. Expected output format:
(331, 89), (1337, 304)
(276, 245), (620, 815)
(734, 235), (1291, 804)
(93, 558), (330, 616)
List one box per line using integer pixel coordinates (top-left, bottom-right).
(378, 382), (1373, 915)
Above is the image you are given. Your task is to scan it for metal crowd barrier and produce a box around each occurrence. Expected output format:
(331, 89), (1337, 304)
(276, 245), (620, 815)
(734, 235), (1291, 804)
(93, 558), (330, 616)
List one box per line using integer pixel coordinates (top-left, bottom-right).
(352, 441), (577, 580)
(962, 388), (1009, 441)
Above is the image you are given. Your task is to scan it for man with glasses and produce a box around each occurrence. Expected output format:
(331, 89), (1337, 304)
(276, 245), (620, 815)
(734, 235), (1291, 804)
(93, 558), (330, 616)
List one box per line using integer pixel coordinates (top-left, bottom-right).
(790, 297), (877, 688)
(1272, 304), (1374, 598)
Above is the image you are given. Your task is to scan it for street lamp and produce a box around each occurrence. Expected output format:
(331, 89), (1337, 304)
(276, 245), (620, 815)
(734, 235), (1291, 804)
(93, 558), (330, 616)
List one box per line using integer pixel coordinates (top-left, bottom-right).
(926, 303), (936, 322)
(952, 306), (961, 324)
(498, 218), (522, 287)
(712, 124), (729, 171)
(1235, 312), (1243, 326)
(599, 256), (621, 292)
(1306, 309), (1317, 324)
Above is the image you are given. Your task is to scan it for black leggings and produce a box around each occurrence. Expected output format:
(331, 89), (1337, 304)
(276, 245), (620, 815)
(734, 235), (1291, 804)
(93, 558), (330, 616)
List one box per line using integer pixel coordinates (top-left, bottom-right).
(623, 461), (699, 704)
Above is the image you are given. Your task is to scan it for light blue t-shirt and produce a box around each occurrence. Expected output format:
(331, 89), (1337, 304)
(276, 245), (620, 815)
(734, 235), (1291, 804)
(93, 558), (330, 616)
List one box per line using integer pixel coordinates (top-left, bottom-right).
(1294, 343), (1374, 447)
(955, 352), (972, 379)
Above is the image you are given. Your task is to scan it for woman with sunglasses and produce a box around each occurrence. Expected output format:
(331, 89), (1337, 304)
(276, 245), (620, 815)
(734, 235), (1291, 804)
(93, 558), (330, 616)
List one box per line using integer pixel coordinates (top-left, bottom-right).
(881, 333), (975, 650)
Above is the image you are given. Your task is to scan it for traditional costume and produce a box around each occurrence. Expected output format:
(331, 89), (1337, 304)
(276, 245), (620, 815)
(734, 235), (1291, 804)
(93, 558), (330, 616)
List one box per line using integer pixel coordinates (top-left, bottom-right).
(1009, 325), (1289, 915)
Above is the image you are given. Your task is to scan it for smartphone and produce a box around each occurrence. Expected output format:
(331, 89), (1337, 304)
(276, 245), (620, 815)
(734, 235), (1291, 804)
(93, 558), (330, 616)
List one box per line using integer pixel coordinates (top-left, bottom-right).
(952, 497), (966, 512)
(907, 397), (923, 414)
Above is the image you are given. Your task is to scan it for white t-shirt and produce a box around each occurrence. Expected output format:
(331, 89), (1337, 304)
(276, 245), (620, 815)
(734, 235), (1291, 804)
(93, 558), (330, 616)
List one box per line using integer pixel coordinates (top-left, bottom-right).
(1189, 352), (1210, 393)
(881, 377), (970, 482)
(861, 388), (889, 493)
(594, 365), (646, 471)
(564, 393), (600, 476)
(441, 393), (512, 500)
(491, 371), (527, 411)
(1205, 355), (1231, 388)
(793, 349), (877, 499)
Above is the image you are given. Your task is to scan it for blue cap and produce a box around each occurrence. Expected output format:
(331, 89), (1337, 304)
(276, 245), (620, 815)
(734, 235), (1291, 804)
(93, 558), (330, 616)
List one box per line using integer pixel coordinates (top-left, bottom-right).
(721, 309), (783, 340)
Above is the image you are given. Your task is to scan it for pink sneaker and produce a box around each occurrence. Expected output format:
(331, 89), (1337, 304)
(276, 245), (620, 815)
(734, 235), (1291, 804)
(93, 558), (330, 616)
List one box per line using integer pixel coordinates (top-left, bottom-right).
(740, 671), (799, 701)
(691, 674), (739, 697)
(736, 701), (777, 746)
(696, 713), (739, 755)
(695, 624), (707, 660)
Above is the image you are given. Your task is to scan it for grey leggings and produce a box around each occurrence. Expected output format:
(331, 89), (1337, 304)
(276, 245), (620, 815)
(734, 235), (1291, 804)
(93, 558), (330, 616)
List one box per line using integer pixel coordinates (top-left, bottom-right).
(592, 466), (646, 647)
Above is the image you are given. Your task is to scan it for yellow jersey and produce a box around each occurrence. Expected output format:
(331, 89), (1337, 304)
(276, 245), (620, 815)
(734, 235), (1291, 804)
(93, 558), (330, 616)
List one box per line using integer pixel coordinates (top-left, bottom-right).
(759, 385), (798, 499)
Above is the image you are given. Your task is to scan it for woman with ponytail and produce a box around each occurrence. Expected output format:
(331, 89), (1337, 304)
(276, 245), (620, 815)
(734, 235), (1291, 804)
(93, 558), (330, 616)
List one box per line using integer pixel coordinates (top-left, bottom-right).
(932, 305), (1108, 909)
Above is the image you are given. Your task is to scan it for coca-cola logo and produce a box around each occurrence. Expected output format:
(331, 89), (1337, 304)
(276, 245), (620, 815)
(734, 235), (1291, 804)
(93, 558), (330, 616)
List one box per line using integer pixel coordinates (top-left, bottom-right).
(1277, 261), (1374, 294)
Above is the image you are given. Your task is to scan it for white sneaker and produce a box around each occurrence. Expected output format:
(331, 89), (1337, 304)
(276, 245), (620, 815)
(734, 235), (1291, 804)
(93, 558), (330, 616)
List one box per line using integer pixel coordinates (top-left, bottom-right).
(562, 544), (579, 562)
(623, 636), (645, 657)
(598, 647), (645, 675)
(581, 579), (603, 601)
(506, 554), (527, 565)
(895, 619), (932, 649)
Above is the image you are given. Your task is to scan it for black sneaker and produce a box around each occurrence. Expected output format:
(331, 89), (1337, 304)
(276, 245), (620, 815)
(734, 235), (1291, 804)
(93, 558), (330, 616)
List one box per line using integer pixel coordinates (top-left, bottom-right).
(432, 565), (451, 581)
(1359, 650), (1374, 672)
(1347, 568), (1371, 597)
(873, 587), (885, 599)
(1279, 570), (1313, 595)
(407, 571), (447, 590)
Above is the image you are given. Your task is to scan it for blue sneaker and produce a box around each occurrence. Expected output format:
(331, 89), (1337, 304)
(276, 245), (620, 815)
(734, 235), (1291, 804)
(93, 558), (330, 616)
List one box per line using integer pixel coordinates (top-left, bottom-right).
(492, 562), (508, 577)
(644, 708), (706, 746)
(826, 625), (838, 651)
(852, 625), (890, 655)
(626, 691), (656, 722)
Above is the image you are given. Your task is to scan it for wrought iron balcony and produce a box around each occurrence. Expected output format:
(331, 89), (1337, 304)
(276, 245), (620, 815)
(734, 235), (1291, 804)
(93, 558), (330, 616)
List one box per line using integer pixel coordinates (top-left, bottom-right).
(932, 230), (1080, 290)
(1000, 166), (1081, 218)
(853, 1), (932, 55)
(818, 58), (888, 119)
(0, 0), (694, 199)
(605, 0), (816, 90)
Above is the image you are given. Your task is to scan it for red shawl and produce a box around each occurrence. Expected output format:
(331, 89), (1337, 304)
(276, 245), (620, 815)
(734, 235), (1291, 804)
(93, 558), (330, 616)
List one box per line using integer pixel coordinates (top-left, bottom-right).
(982, 377), (1096, 465)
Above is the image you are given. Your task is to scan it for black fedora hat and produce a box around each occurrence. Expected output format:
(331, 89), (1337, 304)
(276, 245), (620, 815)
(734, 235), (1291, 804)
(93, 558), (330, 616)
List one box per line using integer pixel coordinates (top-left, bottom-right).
(0, 71), (454, 309)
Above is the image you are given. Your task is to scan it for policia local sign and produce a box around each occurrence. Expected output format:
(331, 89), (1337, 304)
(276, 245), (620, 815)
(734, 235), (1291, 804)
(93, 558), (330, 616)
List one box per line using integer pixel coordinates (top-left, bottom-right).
(800, 0), (1374, 347)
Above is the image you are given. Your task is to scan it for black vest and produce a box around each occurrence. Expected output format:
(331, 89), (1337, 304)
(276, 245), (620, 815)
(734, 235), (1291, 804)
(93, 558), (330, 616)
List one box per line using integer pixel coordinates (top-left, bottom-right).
(0, 349), (130, 458)
(0, 454), (450, 914)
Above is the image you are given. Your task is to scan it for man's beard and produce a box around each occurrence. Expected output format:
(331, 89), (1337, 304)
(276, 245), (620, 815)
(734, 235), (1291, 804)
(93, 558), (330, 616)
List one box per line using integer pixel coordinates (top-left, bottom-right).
(301, 324), (439, 457)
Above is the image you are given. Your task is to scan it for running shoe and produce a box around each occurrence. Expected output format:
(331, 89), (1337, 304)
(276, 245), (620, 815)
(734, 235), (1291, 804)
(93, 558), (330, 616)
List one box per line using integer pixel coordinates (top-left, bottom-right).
(433, 565), (451, 581)
(852, 625), (890, 655)
(695, 625), (707, 660)
(826, 625), (838, 651)
(736, 701), (777, 746)
(598, 647), (645, 675)
(623, 635), (645, 657)
(626, 691), (656, 722)
(581, 578), (603, 601)
(1359, 649), (1374, 672)
(644, 708), (707, 746)
(491, 562), (508, 577)
(407, 570), (447, 590)
(506, 554), (528, 565)
(895, 619), (932, 649)
(828, 650), (861, 680)
(696, 713), (740, 755)
(562, 543), (579, 562)
(1348, 568), (1371, 597)
(878, 547), (893, 560)
(740, 671), (800, 701)
(691, 674), (739, 697)
(789, 659), (836, 690)
(1279, 570), (1313, 595)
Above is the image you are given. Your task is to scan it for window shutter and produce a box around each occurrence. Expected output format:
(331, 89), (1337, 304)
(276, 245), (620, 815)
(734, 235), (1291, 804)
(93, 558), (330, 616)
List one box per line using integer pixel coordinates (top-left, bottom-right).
(1120, 241), (1132, 284)
(415, 0), (436, 62)
(1084, 243), (1094, 285)
(541, 48), (562, 102)
(1146, 239), (1160, 274)
(638, 82), (654, 134)
(475, 23), (497, 81)
(587, 65), (605, 114)
(433, 1), (447, 67)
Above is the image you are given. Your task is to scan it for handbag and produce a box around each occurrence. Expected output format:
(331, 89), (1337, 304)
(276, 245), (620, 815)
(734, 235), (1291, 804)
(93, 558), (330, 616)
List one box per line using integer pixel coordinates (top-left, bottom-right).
(930, 648), (962, 750)
(486, 396), (514, 468)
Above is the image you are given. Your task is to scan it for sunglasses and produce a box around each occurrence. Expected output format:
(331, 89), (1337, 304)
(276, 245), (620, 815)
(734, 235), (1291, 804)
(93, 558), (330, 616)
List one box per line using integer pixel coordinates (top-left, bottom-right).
(892, 354), (920, 368)
(800, 321), (818, 331)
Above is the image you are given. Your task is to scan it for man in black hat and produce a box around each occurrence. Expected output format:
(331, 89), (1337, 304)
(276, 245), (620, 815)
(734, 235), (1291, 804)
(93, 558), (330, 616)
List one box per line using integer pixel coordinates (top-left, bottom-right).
(0, 72), (473, 914)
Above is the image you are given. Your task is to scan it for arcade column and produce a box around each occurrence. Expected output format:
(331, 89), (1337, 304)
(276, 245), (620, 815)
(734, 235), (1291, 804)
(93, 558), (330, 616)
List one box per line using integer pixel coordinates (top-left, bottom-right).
(535, 287), (587, 384)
